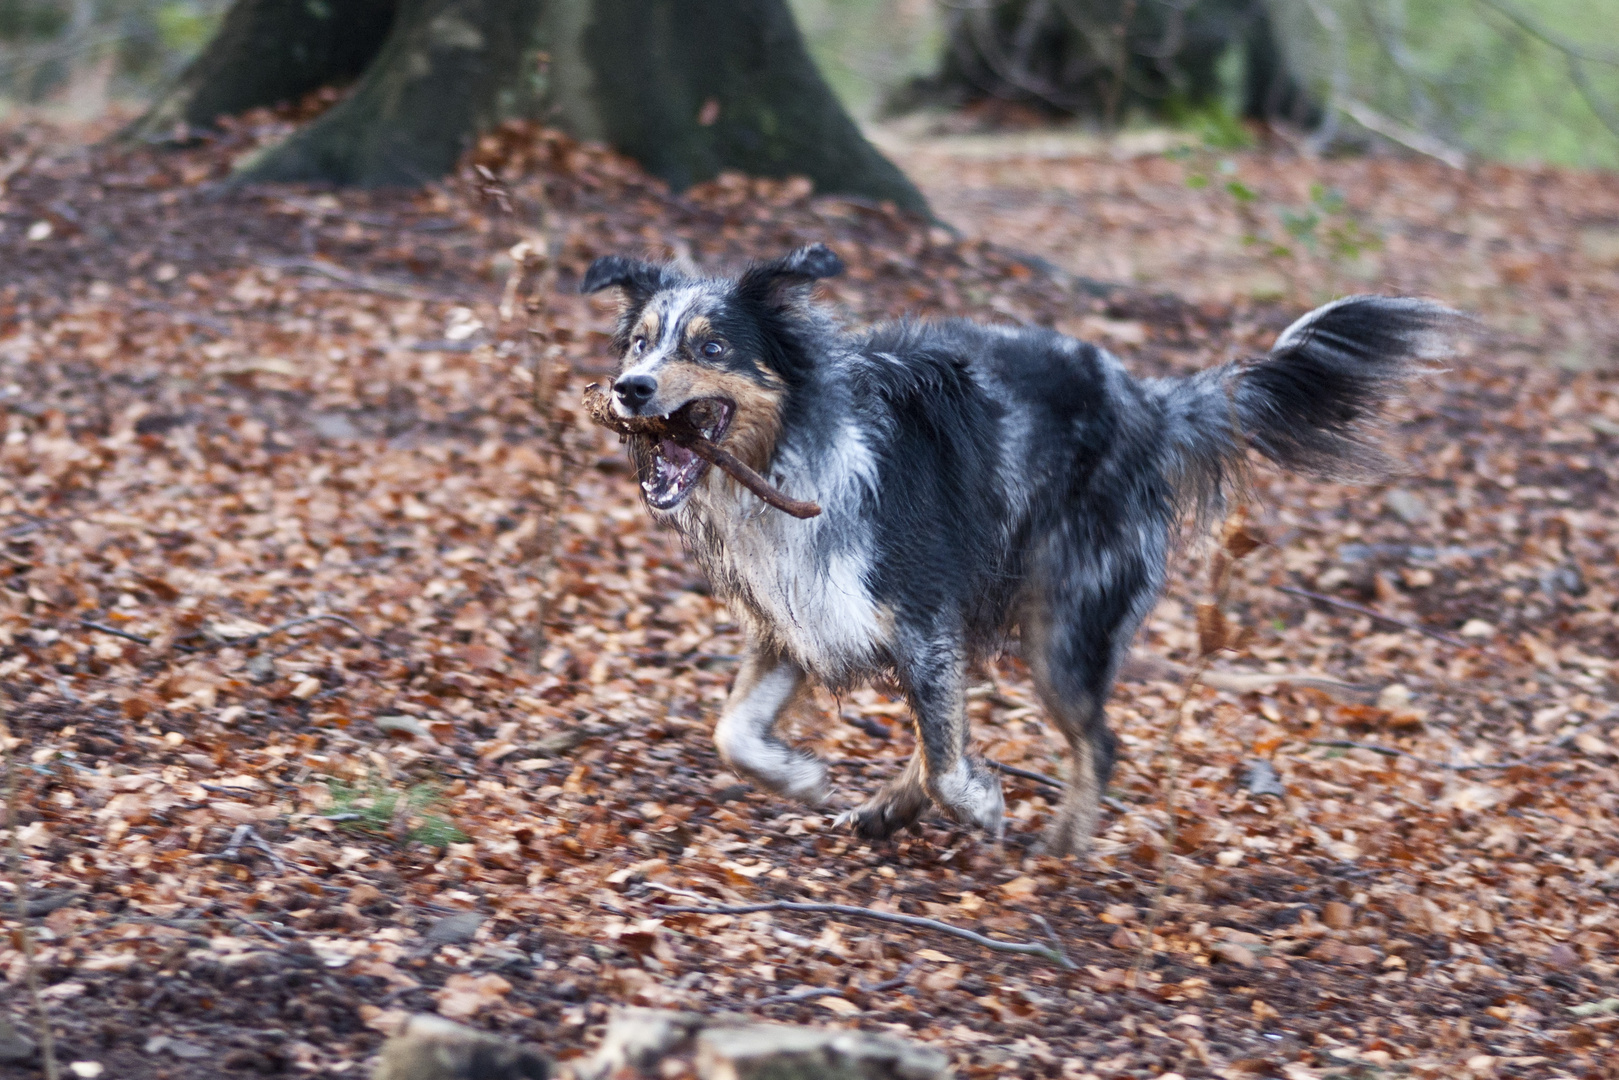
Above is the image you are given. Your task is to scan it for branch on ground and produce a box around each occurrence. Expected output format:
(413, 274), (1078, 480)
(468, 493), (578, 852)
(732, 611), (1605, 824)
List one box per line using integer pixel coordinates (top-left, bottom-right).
(647, 887), (1075, 971)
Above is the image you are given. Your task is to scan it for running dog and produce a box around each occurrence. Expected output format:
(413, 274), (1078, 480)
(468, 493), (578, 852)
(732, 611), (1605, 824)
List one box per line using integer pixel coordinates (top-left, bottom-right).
(582, 244), (1451, 854)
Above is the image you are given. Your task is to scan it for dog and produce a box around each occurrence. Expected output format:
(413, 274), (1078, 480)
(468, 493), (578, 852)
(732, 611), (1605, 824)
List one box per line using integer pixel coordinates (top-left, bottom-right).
(582, 243), (1451, 854)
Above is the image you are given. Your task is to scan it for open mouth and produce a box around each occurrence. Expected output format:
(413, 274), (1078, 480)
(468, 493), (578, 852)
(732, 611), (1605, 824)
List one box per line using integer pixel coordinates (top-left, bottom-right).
(643, 398), (733, 510)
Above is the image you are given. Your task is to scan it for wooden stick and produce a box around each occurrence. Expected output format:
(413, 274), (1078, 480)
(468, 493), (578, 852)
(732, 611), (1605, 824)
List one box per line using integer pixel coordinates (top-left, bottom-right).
(1276, 585), (1471, 648)
(582, 385), (821, 519)
(654, 896), (1074, 970)
(1308, 739), (1556, 772)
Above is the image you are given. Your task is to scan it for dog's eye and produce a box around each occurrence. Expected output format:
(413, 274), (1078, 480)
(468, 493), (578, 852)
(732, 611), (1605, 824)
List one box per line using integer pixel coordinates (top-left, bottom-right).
(631, 336), (647, 354)
(702, 341), (723, 357)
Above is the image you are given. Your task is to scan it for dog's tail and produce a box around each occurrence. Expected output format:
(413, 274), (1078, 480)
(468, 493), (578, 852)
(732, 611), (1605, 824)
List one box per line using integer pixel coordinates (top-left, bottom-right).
(1155, 295), (1456, 524)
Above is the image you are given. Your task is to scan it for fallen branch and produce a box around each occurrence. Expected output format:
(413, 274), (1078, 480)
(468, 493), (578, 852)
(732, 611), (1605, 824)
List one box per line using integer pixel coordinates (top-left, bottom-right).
(1121, 653), (1379, 704)
(235, 917), (289, 945)
(654, 897), (1074, 970)
(3, 721), (59, 1080)
(1134, 517), (1258, 984)
(256, 257), (445, 303)
(753, 963), (917, 1008)
(988, 760), (1065, 791)
(208, 824), (288, 875)
(1308, 739), (1557, 772)
(79, 620), (152, 646)
(235, 613), (369, 649)
(583, 385), (821, 519)
(1337, 98), (1468, 169)
(983, 760), (1126, 814)
(1276, 585), (1471, 648)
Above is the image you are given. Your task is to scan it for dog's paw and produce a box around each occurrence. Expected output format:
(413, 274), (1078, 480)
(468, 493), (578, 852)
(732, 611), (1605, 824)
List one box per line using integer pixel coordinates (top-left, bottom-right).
(1035, 816), (1093, 858)
(928, 759), (1005, 837)
(835, 799), (919, 840)
(775, 755), (832, 808)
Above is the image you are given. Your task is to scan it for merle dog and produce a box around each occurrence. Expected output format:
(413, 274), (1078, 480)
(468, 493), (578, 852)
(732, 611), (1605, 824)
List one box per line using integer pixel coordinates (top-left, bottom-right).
(583, 244), (1450, 853)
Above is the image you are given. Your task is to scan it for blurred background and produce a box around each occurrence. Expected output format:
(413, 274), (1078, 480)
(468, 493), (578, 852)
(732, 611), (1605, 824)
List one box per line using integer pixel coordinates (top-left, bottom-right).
(0, 0), (1616, 169)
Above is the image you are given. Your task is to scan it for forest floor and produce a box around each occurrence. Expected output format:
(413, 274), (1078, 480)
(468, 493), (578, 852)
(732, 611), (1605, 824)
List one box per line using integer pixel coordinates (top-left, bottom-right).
(0, 111), (1616, 1080)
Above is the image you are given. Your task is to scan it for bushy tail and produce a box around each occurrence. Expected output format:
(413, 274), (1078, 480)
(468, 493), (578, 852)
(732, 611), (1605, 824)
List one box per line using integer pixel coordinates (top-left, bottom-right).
(1155, 295), (1457, 524)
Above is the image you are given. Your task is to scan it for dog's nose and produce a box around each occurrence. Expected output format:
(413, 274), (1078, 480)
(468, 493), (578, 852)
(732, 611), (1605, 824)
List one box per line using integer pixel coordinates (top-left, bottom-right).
(613, 374), (657, 410)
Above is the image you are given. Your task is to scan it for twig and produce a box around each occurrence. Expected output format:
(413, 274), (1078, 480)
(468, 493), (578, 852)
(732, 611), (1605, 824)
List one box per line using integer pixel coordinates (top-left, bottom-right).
(235, 917), (288, 945)
(222, 823), (250, 860)
(1130, 650), (1209, 985)
(79, 620), (152, 646)
(1307, 739), (1557, 772)
(207, 824), (288, 874)
(1133, 517), (1257, 984)
(235, 613), (369, 648)
(1276, 585), (1471, 648)
(988, 760), (1066, 790)
(753, 962), (918, 1007)
(582, 385), (822, 519)
(656, 899), (1074, 970)
(1471, 0), (1619, 68)
(2, 721), (59, 1080)
(1336, 98), (1468, 169)
(255, 257), (444, 302)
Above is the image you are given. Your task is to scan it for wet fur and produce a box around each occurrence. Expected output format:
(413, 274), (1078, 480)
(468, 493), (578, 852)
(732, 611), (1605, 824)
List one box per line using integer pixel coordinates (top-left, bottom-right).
(583, 246), (1454, 852)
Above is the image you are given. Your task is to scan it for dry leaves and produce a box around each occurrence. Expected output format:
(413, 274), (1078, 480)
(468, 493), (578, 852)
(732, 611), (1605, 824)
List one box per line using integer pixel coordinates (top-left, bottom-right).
(0, 111), (1614, 1079)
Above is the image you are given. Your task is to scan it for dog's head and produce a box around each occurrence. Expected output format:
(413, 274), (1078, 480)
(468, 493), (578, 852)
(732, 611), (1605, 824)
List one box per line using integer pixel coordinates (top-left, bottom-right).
(581, 244), (843, 511)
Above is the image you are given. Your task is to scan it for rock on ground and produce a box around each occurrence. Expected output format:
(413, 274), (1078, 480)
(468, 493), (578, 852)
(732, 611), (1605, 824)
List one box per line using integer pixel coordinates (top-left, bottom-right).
(574, 1007), (953, 1080)
(371, 1015), (552, 1080)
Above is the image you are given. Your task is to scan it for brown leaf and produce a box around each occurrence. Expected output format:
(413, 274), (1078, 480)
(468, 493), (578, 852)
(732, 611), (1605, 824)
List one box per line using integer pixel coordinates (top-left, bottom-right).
(1223, 523), (1264, 560)
(1196, 603), (1228, 656)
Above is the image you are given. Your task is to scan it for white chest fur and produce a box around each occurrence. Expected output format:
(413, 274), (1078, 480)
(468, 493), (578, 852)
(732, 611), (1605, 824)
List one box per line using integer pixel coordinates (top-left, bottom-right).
(678, 423), (887, 680)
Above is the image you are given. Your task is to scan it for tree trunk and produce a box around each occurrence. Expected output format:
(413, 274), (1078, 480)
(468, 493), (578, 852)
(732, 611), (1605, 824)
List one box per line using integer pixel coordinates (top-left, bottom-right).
(128, 0), (398, 140)
(902, 0), (1318, 128)
(136, 0), (927, 214)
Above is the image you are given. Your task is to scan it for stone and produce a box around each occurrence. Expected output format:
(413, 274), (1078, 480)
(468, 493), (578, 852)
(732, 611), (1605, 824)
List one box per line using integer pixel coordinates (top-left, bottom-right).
(1384, 489), (1429, 525)
(572, 1009), (710, 1080)
(145, 1035), (210, 1059)
(371, 1015), (550, 1080)
(422, 912), (483, 948)
(575, 1009), (952, 1080)
(1210, 941), (1259, 969)
(696, 1023), (952, 1080)
(1242, 760), (1285, 797)
(376, 715), (429, 738)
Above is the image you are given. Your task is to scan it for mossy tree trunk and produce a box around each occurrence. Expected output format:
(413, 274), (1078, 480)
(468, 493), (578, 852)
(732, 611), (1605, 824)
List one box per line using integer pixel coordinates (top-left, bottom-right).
(135, 0), (928, 213)
(129, 0), (399, 140)
(905, 0), (1318, 128)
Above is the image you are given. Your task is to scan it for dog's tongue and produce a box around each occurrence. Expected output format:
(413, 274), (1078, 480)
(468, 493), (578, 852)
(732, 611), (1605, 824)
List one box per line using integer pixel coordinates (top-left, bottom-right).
(658, 440), (698, 470)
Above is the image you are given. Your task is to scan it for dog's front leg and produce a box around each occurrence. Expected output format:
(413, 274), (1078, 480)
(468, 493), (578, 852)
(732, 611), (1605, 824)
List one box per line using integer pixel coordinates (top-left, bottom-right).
(843, 640), (1004, 839)
(713, 645), (829, 806)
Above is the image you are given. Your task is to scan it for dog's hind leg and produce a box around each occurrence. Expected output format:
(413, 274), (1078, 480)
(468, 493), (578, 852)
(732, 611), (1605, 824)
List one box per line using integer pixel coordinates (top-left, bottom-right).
(714, 644), (829, 806)
(844, 630), (1004, 839)
(1023, 530), (1165, 856)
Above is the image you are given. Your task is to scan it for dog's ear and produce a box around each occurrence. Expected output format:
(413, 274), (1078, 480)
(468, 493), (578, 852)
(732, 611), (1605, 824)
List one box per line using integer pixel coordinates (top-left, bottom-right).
(580, 255), (673, 301)
(737, 244), (844, 306)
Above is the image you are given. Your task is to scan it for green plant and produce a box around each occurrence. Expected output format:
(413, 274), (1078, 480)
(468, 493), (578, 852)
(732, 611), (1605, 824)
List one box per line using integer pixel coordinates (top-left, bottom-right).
(1278, 183), (1384, 262)
(324, 777), (467, 848)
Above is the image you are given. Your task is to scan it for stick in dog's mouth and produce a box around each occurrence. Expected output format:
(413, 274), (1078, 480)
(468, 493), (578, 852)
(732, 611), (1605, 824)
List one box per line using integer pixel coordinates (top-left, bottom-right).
(581, 385), (822, 519)
(646, 398), (731, 509)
